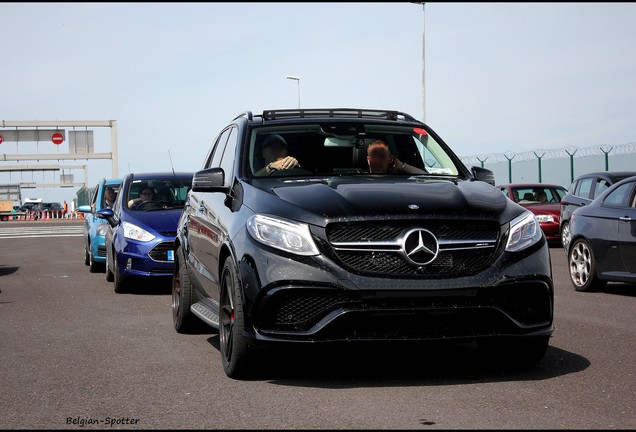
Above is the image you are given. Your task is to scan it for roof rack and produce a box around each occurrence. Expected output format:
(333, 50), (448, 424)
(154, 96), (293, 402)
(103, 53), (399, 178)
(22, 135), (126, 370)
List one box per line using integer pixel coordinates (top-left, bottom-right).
(261, 109), (418, 122)
(233, 111), (253, 121)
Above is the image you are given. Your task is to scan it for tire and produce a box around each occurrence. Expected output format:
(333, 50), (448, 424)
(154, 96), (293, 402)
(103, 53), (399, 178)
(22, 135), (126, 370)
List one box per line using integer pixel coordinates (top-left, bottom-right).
(112, 250), (126, 293)
(84, 246), (90, 266)
(172, 245), (199, 332)
(561, 221), (571, 251)
(219, 256), (255, 379)
(568, 238), (607, 292)
(105, 248), (114, 282)
(88, 244), (102, 273)
(478, 335), (550, 369)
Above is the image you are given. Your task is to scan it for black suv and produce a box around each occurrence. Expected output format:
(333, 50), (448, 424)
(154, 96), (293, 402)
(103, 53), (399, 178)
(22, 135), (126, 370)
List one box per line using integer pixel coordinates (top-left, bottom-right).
(560, 170), (636, 250)
(172, 108), (554, 378)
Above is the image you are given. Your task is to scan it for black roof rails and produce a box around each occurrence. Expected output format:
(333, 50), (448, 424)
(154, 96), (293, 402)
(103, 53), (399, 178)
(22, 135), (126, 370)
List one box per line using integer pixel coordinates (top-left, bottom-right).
(260, 109), (418, 122)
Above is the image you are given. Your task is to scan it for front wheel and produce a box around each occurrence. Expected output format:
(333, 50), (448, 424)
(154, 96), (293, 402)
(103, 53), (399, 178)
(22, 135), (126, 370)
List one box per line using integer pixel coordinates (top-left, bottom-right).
(561, 222), (571, 251)
(88, 244), (102, 273)
(568, 238), (607, 292)
(172, 245), (199, 332)
(219, 256), (255, 379)
(105, 248), (114, 282)
(113, 251), (127, 293)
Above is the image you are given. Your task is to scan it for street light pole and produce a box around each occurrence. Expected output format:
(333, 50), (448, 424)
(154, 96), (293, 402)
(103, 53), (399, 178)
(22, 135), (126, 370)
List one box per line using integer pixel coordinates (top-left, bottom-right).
(421, 3), (426, 123)
(411, 2), (426, 122)
(286, 75), (301, 109)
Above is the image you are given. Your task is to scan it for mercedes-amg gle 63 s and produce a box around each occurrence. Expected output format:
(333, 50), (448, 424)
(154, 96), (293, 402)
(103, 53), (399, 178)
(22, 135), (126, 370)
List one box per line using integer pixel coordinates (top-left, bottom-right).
(171, 109), (554, 378)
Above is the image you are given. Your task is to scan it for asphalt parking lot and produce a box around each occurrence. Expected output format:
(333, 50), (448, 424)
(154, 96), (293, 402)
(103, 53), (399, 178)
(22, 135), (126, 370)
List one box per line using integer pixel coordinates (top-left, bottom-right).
(0, 221), (634, 429)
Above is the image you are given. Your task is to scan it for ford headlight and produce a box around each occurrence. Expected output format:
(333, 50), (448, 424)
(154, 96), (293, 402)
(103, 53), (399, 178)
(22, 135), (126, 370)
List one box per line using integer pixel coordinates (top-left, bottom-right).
(247, 214), (319, 256)
(97, 223), (109, 236)
(122, 221), (155, 242)
(506, 211), (543, 252)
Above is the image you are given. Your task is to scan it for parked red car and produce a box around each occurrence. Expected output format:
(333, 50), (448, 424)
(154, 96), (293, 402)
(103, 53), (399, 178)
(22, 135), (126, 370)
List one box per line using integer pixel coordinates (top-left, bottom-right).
(497, 183), (567, 243)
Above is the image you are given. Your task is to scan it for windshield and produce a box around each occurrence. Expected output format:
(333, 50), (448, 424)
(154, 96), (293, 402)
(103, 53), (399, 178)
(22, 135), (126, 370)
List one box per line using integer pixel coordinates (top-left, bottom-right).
(127, 177), (192, 211)
(249, 124), (462, 178)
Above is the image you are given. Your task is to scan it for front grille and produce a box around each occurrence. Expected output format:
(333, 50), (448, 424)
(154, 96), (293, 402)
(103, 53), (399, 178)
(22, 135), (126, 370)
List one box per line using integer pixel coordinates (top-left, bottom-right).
(148, 241), (175, 262)
(324, 220), (500, 278)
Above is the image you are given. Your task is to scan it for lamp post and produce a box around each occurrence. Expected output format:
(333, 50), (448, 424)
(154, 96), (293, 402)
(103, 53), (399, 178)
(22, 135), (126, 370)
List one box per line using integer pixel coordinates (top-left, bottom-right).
(411, 2), (426, 122)
(286, 75), (301, 109)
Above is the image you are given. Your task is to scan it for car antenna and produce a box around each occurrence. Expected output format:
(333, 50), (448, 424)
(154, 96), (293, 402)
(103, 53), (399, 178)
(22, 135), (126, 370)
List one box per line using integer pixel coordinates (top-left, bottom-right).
(168, 150), (176, 175)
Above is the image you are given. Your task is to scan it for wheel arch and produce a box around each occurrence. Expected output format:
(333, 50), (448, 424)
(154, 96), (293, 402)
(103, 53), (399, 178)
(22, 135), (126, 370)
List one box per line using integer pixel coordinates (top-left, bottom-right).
(218, 242), (256, 321)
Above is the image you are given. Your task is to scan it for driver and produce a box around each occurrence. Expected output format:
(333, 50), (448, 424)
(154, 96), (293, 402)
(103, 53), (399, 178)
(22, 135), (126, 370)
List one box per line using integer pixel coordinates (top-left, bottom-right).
(128, 186), (156, 209)
(254, 134), (300, 176)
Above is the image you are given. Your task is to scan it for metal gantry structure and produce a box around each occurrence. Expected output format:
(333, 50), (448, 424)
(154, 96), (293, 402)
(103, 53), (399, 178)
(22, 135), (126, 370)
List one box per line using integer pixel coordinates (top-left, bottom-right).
(0, 120), (118, 190)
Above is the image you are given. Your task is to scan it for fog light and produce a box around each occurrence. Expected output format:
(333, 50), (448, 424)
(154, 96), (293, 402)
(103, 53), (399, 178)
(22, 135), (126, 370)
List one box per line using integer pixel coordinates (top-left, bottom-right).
(126, 258), (132, 270)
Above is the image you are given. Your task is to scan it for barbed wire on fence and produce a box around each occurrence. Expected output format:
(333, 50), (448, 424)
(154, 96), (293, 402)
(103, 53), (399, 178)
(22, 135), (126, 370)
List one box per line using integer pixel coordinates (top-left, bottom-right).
(460, 141), (636, 167)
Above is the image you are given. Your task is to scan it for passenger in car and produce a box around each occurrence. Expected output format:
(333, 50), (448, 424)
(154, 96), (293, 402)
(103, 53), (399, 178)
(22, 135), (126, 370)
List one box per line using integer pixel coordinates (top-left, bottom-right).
(366, 139), (426, 174)
(128, 187), (156, 209)
(254, 134), (301, 176)
(104, 187), (116, 208)
(521, 192), (536, 202)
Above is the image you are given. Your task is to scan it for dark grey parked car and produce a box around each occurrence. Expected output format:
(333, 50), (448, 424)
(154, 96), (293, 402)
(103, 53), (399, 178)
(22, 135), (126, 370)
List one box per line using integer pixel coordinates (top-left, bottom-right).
(560, 171), (636, 250)
(567, 175), (636, 291)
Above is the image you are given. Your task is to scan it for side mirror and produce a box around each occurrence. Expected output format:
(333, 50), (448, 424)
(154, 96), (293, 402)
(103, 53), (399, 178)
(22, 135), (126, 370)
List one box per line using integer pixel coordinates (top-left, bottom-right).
(471, 166), (496, 186)
(77, 205), (92, 214)
(192, 168), (229, 193)
(96, 208), (117, 227)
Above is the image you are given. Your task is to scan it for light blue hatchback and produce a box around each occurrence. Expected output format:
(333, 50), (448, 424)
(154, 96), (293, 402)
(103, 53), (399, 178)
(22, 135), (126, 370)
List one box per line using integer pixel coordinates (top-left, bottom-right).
(77, 177), (122, 272)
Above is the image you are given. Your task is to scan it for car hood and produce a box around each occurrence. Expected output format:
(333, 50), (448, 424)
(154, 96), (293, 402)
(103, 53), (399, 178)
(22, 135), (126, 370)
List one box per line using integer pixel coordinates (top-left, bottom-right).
(252, 176), (514, 226)
(123, 208), (182, 234)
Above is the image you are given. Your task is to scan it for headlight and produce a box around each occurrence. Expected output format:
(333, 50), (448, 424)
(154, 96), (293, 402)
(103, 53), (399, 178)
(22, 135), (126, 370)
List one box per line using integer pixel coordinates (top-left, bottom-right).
(122, 221), (155, 242)
(97, 223), (109, 236)
(534, 214), (555, 223)
(247, 214), (319, 256)
(506, 211), (543, 252)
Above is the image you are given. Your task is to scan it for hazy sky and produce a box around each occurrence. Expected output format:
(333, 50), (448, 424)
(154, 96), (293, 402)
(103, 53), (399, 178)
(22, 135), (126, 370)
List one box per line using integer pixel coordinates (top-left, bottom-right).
(2, 2), (636, 203)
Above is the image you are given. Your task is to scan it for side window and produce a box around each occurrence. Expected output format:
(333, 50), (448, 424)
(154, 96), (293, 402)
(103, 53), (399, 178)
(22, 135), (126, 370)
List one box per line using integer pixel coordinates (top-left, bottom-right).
(219, 127), (238, 187)
(90, 183), (99, 211)
(101, 185), (120, 208)
(111, 186), (121, 215)
(568, 180), (578, 194)
(577, 178), (593, 199)
(594, 179), (611, 198)
(206, 128), (233, 169)
(603, 183), (632, 207)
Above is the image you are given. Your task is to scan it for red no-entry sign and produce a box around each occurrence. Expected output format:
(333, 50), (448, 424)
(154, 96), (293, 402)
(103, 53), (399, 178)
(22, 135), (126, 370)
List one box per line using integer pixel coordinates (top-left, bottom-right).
(0, 134), (3, 144)
(52, 132), (64, 145)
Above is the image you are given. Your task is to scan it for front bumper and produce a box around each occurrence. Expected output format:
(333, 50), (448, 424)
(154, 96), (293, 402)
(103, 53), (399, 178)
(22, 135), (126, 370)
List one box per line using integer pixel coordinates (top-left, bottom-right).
(116, 238), (175, 277)
(92, 234), (107, 264)
(235, 231), (554, 345)
(253, 280), (553, 343)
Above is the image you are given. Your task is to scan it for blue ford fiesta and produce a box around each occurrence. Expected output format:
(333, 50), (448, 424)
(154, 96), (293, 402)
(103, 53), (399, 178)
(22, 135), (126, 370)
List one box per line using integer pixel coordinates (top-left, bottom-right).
(97, 172), (193, 293)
